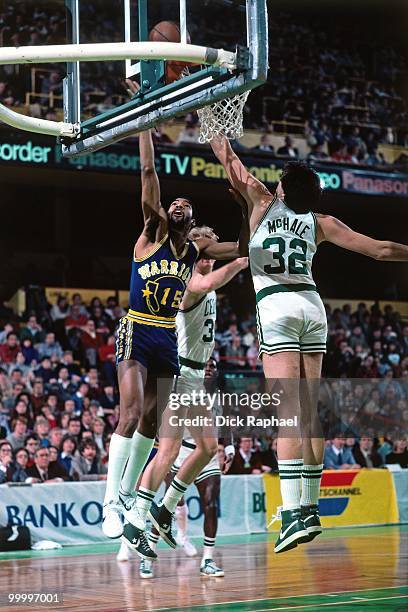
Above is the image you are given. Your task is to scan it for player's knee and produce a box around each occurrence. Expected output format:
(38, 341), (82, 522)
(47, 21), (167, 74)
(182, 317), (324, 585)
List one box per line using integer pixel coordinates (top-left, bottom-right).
(197, 441), (218, 462)
(203, 496), (218, 513)
(117, 416), (138, 437)
(158, 444), (180, 466)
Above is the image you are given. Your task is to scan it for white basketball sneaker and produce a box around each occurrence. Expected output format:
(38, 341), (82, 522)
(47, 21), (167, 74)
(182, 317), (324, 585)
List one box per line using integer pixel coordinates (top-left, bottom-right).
(102, 501), (123, 539)
(118, 491), (145, 531)
(139, 558), (154, 579)
(116, 541), (132, 562)
(176, 533), (198, 557)
(200, 559), (224, 577)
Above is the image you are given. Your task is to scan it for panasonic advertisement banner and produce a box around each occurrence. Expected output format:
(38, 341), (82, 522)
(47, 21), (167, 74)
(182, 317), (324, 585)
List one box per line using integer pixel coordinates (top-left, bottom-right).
(0, 133), (406, 198)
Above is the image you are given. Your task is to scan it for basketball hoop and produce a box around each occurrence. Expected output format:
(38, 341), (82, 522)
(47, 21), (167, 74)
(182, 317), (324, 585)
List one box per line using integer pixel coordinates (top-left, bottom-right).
(197, 91), (249, 143)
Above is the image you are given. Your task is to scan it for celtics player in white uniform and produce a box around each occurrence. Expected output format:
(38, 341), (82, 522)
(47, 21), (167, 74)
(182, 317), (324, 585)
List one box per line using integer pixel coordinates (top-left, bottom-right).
(126, 225), (247, 571)
(210, 135), (408, 553)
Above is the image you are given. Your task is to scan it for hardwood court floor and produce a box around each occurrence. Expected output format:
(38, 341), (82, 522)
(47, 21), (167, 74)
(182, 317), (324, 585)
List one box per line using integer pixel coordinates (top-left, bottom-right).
(1, 526), (407, 611)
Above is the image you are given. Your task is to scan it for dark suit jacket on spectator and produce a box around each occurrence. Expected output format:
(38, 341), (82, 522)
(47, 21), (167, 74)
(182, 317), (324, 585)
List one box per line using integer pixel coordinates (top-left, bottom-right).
(26, 461), (69, 481)
(352, 445), (383, 468)
(228, 450), (264, 474)
(385, 450), (408, 468)
(277, 145), (299, 157)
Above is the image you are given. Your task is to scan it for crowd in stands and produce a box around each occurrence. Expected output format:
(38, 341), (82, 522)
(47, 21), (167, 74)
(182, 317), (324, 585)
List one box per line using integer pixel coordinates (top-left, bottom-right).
(0, 2), (406, 170)
(222, 431), (408, 475)
(0, 291), (406, 484)
(259, 9), (408, 157)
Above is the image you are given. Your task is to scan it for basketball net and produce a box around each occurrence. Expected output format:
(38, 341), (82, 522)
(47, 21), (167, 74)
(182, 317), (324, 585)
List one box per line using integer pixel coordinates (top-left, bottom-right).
(197, 91), (249, 143)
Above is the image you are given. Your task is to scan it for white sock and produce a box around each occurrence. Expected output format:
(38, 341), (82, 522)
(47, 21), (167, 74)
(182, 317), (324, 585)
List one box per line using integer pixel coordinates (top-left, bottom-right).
(162, 477), (188, 513)
(136, 487), (155, 523)
(202, 536), (215, 561)
(278, 459), (303, 511)
(148, 530), (160, 553)
(175, 504), (188, 539)
(120, 431), (154, 495)
(301, 464), (323, 506)
(103, 433), (132, 505)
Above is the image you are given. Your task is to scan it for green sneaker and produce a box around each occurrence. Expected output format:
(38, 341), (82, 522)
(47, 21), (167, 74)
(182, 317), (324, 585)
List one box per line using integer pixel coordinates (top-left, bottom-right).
(274, 508), (309, 554)
(139, 558), (154, 579)
(200, 559), (224, 577)
(300, 504), (322, 542)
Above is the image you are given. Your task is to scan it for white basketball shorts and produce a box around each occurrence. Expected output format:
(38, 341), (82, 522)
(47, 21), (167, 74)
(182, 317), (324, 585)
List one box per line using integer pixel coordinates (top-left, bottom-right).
(256, 290), (327, 356)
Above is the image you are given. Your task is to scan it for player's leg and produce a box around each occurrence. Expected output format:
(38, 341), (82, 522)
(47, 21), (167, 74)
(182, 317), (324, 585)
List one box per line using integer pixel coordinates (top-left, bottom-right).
(138, 472), (176, 578)
(119, 371), (174, 559)
(150, 433), (218, 548)
(103, 358), (146, 538)
(299, 352), (324, 541)
(164, 461), (198, 556)
(175, 500), (197, 556)
(263, 352), (309, 553)
(196, 475), (224, 577)
(121, 372), (173, 496)
(134, 404), (186, 528)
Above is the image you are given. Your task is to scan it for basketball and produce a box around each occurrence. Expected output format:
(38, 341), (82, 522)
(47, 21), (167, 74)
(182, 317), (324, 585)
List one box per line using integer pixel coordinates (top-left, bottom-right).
(149, 20), (191, 83)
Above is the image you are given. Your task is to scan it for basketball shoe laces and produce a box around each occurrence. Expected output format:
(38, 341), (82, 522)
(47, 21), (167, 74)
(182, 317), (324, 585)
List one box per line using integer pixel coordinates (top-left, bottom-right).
(138, 531), (155, 557)
(267, 505), (282, 528)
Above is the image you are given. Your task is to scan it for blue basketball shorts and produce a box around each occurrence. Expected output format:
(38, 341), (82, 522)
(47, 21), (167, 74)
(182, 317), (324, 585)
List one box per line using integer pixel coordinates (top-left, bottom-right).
(115, 316), (180, 376)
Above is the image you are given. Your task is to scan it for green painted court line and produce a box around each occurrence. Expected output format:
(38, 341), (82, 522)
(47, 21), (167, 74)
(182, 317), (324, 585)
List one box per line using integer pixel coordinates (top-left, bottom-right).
(254, 594), (408, 611)
(257, 596), (408, 611)
(0, 524), (406, 562)
(157, 587), (408, 612)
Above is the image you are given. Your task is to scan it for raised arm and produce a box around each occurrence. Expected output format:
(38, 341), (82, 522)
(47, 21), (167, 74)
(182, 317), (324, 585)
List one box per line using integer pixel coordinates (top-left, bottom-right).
(194, 238), (240, 260)
(186, 258), (248, 297)
(125, 78), (167, 241)
(317, 214), (408, 261)
(139, 130), (167, 233)
(210, 135), (273, 215)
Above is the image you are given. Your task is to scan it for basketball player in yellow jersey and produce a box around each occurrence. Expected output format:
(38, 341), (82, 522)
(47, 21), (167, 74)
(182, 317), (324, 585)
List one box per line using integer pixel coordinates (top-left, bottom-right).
(210, 135), (408, 553)
(102, 114), (248, 556)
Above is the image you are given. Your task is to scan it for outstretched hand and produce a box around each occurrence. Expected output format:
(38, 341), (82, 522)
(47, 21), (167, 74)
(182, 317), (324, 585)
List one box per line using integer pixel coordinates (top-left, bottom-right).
(125, 78), (140, 97)
(235, 257), (249, 270)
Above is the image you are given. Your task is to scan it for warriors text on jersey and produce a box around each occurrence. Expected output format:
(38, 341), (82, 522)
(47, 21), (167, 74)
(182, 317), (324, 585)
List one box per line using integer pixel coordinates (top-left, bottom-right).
(249, 197), (327, 355)
(176, 290), (217, 369)
(128, 233), (199, 328)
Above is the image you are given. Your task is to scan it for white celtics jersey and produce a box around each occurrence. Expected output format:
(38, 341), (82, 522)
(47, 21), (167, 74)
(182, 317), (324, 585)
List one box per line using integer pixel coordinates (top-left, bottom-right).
(176, 290), (217, 366)
(249, 197), (317, 300)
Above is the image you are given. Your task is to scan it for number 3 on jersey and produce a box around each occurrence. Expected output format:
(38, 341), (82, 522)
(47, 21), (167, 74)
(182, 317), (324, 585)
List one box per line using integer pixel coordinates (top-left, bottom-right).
(203, 318), (215, 343)
(263, 237), (308, 275)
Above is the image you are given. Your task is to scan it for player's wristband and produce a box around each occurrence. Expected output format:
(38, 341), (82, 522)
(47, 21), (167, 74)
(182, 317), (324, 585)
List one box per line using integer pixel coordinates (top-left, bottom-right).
(224, 445), (235, 457)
